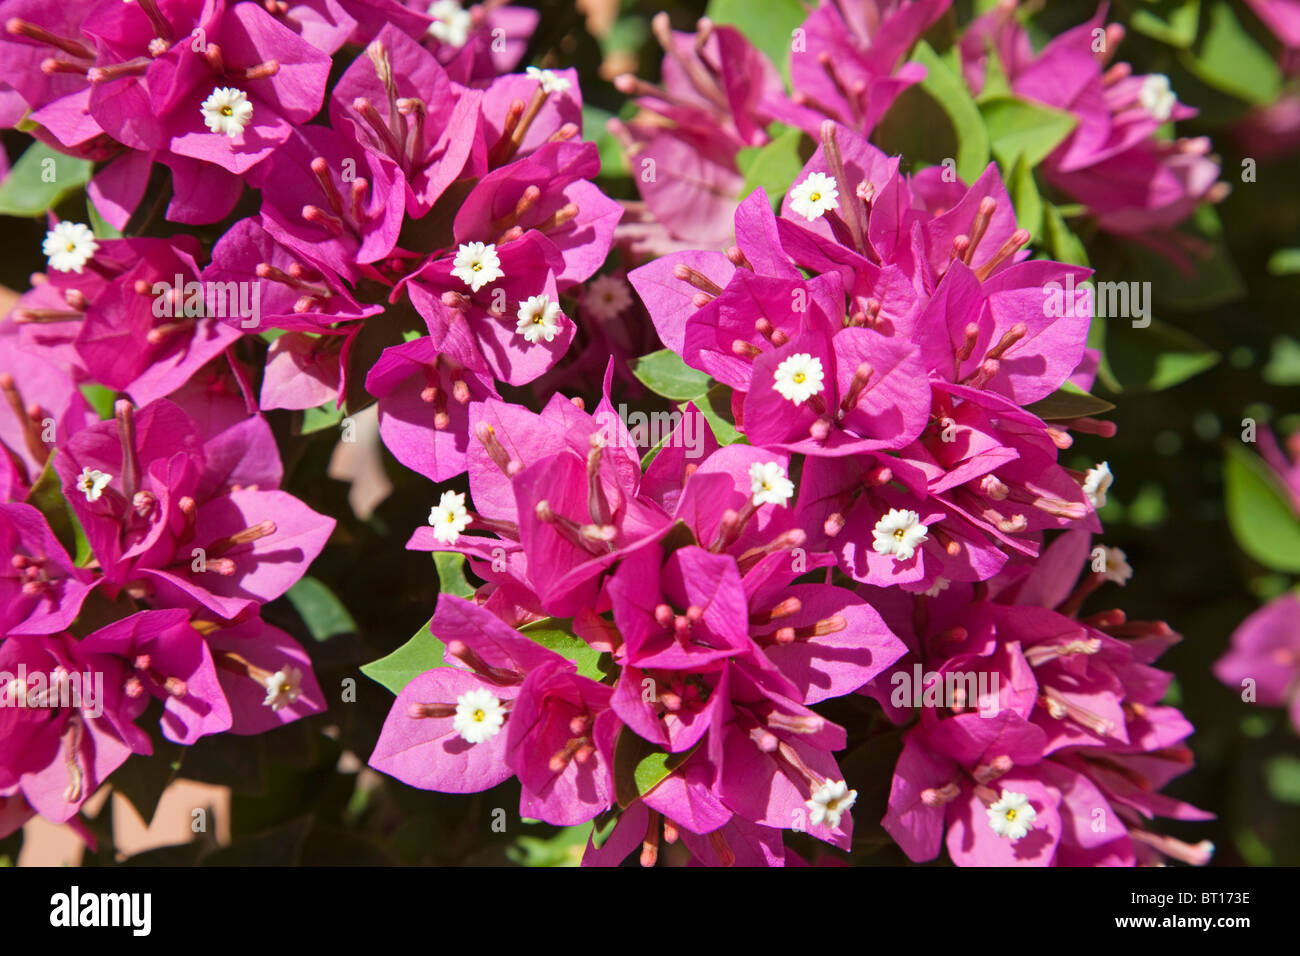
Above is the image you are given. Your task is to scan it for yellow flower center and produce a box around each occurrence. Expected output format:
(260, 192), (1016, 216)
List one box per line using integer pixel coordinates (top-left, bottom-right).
(793, 372), (805, 384)
(894, 528), (907, 541)
(66, 242), (76, 252)
(220, 105), (233, 117)
(809, 191), (821, 202)
(1005, 808), (1017, 821)
(471, 262), (482, 271)
(473, 709), (485, 722)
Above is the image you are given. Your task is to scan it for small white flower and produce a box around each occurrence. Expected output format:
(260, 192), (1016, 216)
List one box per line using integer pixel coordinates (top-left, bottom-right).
(451, 241), (504, 293)
(75, 467), (112, 503)
(515, 294), (563, 344)
(428, 490), (471, 543)
(585, 275), (632, 320)
(987, 789), (1037, 841)
(1082, 461), (1113, 509)
(772, 353), (824, 405)
(526, 65), (571, 95)
(453, 687), (506, 743)
(262, 666), (303, 711)
(806, 779), (857, 829)
(872, 508), (928, 562)
(1138, 74), (1176, 123)
(43, 222), (98, 274)
(201, 86), (254, 137)
(1098, 546), (1132, 585)
(749, 461), (794, 508)
(427, 0), (472, 47)
(788, 171), (840, 221)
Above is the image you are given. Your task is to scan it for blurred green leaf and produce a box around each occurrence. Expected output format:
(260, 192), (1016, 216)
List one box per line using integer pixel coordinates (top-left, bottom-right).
(738, 124), (805, 206)
(1004, 152), (1043, 239)
(631, 348), (713, 401)
(85, 197), (122, 239)
(582, 104), (630, 178)
(1224, 443), (1300, 573)
(0, 141), (92, 217)
(508, 822), (592, 866)
(979, 96), (1077, 168)
(361, 619), (447, 695)
(911, 41), (991, 183)
(1265, 755), (1300, 805)
(1043, 204), (1090, 267)
(1263, 336), (1300, 386)
(1130, 0), (1201, 48)
(705, 0), (805, 82)
(286, 575), (357, 642)
(1105, 317), (1220, 391)
(1181, 0), (1281, 105)
(1267, 248), (1300, 276)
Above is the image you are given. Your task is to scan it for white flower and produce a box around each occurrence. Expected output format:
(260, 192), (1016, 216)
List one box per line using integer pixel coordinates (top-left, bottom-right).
(788, 171), (840, 221)
(43, 222), (98, 274)
(1098, 546), (1132, 585)
(526, 66), (571, 95)
(428, 490), (471, 543)
(515, 294), (563, 344)
(987, 789), (1037, 841)
(1138, 74), (1176, 123)
(806, 779), (857, 829)
(749, 461), (794, 508)
(772, 353), (824, 405)
(451, 241), (504, 293)
(1082, 461), (1113, 509)
(201, 86), (254, 137)
(75, 467), (112, 503)
(872, 508), (928, 562)
(262, 666), (303, 711)
(427, 0), (472, 47)
(585, 275), (632, 320)
(453, 687), (506, 743)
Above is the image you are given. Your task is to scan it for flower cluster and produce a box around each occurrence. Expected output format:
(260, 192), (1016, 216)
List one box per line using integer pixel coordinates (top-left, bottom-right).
(0, 0), (1223, 867)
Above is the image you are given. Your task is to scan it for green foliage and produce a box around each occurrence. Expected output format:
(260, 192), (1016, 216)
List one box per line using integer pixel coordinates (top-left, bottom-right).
(1224, 443), (1300, 573)
(360, 619), (447, 695)
(0, 141), (92, 217)
(705, 0), (806, 83)
(737, 125), (805, 206)
(286, 575), (358, 641)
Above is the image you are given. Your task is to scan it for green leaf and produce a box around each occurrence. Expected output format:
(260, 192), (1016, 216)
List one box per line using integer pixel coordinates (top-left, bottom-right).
(979, 95), (1077, 169)
(909, 41), (991, 184)
(634, 743), (701, 797)
(1265, 755), (1300, 806)
(360, 619), (448, 695)
(612, 727), (649, 808)
(1024, 389), (1115, 421)
(705, 0), (806, 83)
(738, 125), (805, 205)
(434, 551), (475, 598)
(285, 575), (357, 642)
(582, 104), (630, 178)
(78, 383), (117, 420)
(1267, 248), (1300, 276)
(85, 197), (122, 239)
(1125, 208), (1244, 310)
(699, 382), (742, 446)
(301, 403), (344, 434)
(1130, 0), (1201, 49)
(1263, 336), (1300, 386)
(508, 822), (593, 866)
(1043, 203), (1089, 267)
(1224, 443), (1300, 573)
(24, 453), (91, 567)
(519, 625), (603, 681)
(1005, 152), (1043, 240)
(1181, 0), (1281, 105)
(0, 141), (93, 217)
(631, 348), (713, 401)
(1104, 317), (1220, 392)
